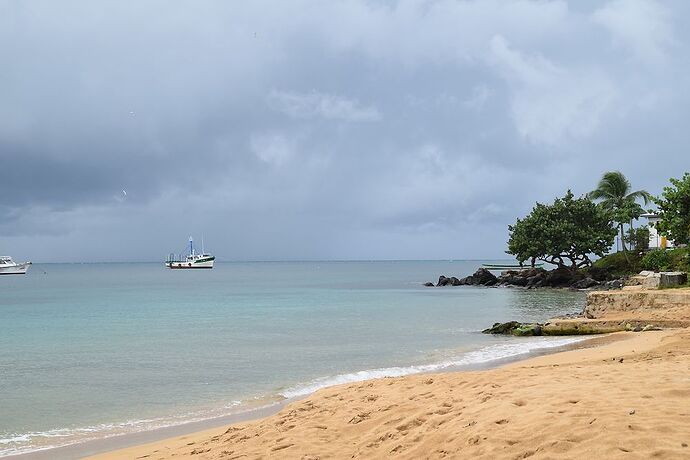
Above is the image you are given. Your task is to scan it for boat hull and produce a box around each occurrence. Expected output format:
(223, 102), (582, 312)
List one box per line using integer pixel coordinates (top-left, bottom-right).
(165, 260), (214, 269)
(0, 262), (31, 275)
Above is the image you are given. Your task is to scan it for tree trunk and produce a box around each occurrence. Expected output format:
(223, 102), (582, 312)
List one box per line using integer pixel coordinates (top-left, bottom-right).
(620, 223), (631, 265)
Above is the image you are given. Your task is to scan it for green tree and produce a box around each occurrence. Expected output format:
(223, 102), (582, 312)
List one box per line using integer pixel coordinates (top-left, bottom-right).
(624, 226), (650, 251)
(507, 191), (616, 271)
(588, 171), (651, 261)
(654, 172), (690, 245)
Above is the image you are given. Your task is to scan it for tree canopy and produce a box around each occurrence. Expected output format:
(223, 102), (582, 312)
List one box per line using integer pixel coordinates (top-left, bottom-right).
(588, 171), (651, 253)
(507, 191), (616, 270)
(655, 172), (690, 245)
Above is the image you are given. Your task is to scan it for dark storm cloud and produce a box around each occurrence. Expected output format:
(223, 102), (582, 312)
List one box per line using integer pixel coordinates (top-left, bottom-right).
(1, 0), (689, 261)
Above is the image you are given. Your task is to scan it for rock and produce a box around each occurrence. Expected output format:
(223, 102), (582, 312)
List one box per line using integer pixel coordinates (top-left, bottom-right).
(642, 324), (662, 331)
(500, 274), (528, 287)
(660, 272), (688, 287)
(571, 277), (599, 290)
(482, 321), (521, 334)
(643, 273), (661, 289)
(455, 275), (473, 285)
(587, 266), (609, 282)
(437, 275), (450, 287)
(423, 282), (434, 287)
(450, 276), (461, 286)
(632, 325), (643, 332)
(605, 279), (624, 290)
(482, 321), (544, 336)
(513, 324), (543, 336)
(544, 268), (581, 287)
(472, 268), (498, 286)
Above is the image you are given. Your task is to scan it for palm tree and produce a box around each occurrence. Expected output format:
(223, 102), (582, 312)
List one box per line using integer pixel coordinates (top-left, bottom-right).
(588, 171), (652, 262)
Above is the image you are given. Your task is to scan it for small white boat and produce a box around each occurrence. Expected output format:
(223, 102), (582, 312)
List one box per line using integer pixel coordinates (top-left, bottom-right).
(482, 263), (544, 272)
(0, 256), (32, 275)
(165, 237), (215, 269)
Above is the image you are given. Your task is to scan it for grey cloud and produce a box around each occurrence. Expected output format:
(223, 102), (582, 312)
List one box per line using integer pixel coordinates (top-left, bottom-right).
(267, 90), (382, 122)
(1, 0), (689, 262)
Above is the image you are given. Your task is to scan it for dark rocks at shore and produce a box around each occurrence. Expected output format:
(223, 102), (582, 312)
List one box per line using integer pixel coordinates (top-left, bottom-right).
(570, 277), (599, 290)
(431, 267), (626, 290)
(435, 268), (498, 287)
(484, 319), (671, 336)
(482, 321), (543, 336)
(603, 279), (624, 290)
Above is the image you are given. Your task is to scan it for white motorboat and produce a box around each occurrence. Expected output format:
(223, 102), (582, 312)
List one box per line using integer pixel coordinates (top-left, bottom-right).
(0, 256), (32, 275)
(165, 237), (215, 269)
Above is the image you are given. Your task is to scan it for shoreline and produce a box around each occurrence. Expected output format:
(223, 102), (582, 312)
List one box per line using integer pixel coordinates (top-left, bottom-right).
(84, 328), (689, 459)
(8, 335), (603, 460)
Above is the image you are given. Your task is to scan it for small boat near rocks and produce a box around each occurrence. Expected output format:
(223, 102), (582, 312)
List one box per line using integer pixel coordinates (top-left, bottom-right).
(482, 263), (544, 273)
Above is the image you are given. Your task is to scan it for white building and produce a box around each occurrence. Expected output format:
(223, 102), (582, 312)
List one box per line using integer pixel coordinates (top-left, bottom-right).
(641, 213), (674, 249)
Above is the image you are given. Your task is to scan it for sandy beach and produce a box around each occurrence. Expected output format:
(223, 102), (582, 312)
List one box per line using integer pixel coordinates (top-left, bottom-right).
(88, 326), (690, 460)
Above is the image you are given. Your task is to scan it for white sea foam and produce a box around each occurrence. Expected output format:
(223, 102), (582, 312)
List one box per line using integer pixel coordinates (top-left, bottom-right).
(280, 337), (589, 399)
(1, 337), (589, 457)
(0, 401), (244, 457)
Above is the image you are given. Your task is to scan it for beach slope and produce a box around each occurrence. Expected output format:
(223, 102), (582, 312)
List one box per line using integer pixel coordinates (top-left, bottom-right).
(91, 329), (690, 459)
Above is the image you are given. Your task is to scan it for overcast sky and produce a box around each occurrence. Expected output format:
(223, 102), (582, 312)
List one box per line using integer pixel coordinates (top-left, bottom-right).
(1, 0), (689, 262)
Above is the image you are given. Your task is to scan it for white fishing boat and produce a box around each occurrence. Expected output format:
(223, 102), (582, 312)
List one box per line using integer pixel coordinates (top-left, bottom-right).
(0, 256), (32, 275)
(165, 237), (215, 269)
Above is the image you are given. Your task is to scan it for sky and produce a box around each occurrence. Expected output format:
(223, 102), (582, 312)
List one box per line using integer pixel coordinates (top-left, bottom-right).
(1, 0), (689, 262)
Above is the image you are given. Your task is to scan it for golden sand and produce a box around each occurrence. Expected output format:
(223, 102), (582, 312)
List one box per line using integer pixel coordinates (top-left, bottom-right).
(90, 328), (690, 459)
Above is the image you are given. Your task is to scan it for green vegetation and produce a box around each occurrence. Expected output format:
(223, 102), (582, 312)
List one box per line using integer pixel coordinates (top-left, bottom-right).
(507, 191), (616, 271)
(655, 173), (690, 246)
(592, 247), (689, 278)
(624, 226), (649, 251)
(592, 251), (642, 278)
(506, 170), (689, 281)
(588, 171), (651, 264)
(640, 249), (673, 271)
(641, 247), (690, 272)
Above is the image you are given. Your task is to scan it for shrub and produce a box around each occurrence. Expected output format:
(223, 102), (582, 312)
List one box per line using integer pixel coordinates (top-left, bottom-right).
(641, 249), (673, 271)
(592, 251), (641, 277)
(668, 247), (690, 272)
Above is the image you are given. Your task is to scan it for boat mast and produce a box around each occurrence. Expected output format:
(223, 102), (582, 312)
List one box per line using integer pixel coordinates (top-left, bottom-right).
(189, 236), (194, 256)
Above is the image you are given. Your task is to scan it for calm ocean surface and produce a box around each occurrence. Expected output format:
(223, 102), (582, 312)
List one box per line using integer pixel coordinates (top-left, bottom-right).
(0, 261), (586, 456)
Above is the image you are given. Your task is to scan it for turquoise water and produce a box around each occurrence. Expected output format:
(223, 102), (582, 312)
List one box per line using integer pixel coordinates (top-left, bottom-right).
(0, 261), (586, 456)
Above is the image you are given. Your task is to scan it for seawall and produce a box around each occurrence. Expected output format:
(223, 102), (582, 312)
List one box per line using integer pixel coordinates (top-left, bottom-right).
(584, 288), (690, 322)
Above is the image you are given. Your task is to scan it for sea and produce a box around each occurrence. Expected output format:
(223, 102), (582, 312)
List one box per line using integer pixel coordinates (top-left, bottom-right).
(0, 261), (587, 457)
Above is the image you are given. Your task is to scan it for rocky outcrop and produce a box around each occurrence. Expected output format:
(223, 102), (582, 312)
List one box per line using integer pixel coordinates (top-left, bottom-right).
(482, 320), (611, 336)
(482, 318), (683, 336)
(571, 277), (599, 290)
(435, 269), (497, 287)
(484, 286), (690, 337)
(430, 267), (631, 290)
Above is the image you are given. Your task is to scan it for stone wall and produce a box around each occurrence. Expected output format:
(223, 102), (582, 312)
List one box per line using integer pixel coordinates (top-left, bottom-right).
(584, 289), (690, 321)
